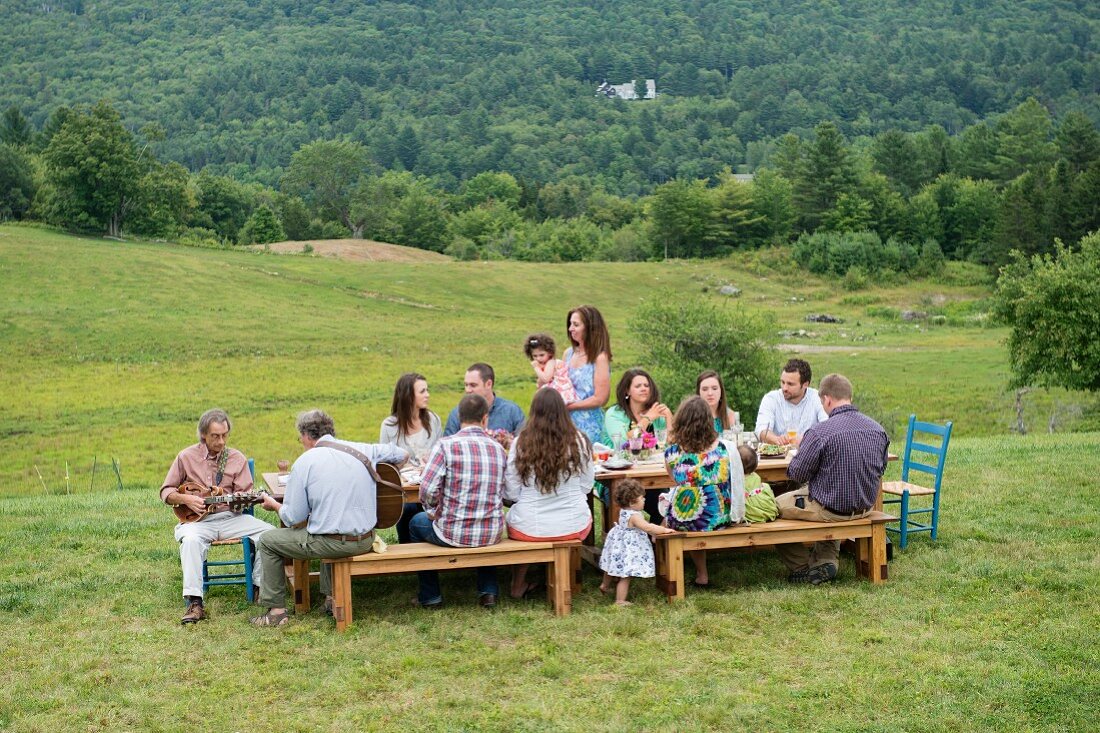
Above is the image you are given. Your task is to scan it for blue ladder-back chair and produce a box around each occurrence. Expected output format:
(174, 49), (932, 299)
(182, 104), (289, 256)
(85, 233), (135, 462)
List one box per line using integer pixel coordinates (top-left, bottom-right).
(882, 415), (953, 550)
(202, 458), (256, 601)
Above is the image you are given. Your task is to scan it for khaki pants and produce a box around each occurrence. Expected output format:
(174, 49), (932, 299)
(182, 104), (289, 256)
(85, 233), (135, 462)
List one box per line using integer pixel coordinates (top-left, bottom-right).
(255, 528), (375, 609)
(775, 488), (869, 571)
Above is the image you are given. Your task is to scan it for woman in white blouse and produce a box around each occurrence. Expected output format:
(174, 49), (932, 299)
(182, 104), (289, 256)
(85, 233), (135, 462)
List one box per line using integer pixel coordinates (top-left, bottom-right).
(504, 389), (595, 599)
(380, 372), (442, 543)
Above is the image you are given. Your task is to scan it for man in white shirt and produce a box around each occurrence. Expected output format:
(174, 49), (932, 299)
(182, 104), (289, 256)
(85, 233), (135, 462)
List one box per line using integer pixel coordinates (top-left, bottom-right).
(755, 358), (829, 446)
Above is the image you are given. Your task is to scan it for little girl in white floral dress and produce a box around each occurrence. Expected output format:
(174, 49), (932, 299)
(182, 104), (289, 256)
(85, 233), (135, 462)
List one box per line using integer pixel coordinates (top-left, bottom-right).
(598, 479), (676, 606)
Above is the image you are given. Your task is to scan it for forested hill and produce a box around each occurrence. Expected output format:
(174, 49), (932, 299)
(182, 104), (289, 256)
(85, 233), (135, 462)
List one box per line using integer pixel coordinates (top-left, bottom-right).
(3, 0), (1097, 190)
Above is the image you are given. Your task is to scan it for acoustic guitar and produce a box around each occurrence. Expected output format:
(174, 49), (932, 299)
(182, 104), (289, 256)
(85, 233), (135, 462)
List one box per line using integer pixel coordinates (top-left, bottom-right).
(373, 462), (404, 531)
(172, 481), (267, 523)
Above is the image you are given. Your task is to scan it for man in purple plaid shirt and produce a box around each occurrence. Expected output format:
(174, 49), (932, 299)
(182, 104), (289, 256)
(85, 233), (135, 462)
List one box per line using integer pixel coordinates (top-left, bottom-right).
(779, 373), (889, 586)
(410, 394), (506, 609)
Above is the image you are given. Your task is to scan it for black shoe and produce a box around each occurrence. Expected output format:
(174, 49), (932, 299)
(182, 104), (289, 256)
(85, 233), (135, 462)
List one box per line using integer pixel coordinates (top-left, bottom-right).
(808, 563), (838, 585)
(478, 593), (497, 609)
(787, 568), (813, 584)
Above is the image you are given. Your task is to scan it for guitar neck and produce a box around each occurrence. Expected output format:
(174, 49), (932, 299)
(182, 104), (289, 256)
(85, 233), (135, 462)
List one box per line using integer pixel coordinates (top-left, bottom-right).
(204, 491), (263, 506)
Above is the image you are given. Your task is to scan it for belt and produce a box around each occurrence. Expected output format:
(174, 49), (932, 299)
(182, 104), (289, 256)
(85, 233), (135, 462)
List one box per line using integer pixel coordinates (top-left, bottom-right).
(323, 531), (373, 543)
(823, 506), (867, 519)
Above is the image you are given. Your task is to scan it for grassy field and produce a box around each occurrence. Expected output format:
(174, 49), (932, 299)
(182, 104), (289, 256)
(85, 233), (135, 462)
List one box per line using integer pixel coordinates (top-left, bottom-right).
(3, 224), (1096, 498)
(2, 225), (1099, 730)
(0, 432), (1096, 731)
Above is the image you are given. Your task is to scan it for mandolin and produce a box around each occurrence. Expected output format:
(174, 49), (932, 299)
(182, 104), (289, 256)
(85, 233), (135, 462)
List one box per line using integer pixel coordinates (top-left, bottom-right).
(172, 481), (267, 523)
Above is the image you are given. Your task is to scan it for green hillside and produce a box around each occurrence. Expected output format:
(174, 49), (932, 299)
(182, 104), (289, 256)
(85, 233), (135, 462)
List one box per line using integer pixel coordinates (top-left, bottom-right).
(2, 0), (1097, 187)
(4, 223), (1095, 497)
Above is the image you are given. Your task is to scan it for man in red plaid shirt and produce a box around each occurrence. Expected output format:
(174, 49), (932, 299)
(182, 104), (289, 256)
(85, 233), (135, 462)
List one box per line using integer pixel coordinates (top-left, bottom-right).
(410, 394), (506, 609)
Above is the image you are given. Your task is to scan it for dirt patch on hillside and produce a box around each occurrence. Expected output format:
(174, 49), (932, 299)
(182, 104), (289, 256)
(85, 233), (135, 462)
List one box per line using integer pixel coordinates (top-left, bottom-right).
(252, 239), (451, 263)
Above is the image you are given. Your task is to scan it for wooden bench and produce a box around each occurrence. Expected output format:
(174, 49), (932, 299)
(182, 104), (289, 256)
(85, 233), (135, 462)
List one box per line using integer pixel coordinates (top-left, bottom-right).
(321, 539), (582, 631)
(654, 511), (895, 601)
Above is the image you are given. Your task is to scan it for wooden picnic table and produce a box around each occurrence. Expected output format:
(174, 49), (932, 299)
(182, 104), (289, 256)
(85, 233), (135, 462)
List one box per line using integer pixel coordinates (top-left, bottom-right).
(592, 453), (797, 534)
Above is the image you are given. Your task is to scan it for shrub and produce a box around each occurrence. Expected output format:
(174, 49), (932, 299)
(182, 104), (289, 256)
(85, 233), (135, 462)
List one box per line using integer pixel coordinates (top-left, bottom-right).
(628, 295), (776, 420)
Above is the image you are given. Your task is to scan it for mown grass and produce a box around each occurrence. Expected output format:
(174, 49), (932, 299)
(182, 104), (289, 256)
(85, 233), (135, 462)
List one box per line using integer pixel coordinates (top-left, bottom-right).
(2, 225), (1099, 730)
(0, 432), (1097, 731)
(4, 224), (1096, 498)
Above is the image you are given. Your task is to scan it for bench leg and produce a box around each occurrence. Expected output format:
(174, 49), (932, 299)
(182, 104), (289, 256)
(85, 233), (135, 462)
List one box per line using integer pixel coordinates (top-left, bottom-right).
(292, 559), (311, 614)
(655, 538), (685, 602)
(549, 546), (572, 616)
(870, 523), (888, 583)
(570, 546), (583, 592)
(331, 560), (353, 632)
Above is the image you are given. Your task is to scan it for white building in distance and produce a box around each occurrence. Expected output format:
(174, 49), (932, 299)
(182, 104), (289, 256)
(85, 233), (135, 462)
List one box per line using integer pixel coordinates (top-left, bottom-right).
(595, 79), (656, 100)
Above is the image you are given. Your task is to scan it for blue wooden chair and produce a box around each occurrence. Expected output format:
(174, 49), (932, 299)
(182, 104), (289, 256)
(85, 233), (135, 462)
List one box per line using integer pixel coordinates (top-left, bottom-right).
(882, 415), (953, 550)
(202, 458), (256, 601)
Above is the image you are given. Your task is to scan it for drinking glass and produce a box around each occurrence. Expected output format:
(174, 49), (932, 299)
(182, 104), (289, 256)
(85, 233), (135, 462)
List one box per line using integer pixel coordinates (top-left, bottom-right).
(786, 428), (798, 444)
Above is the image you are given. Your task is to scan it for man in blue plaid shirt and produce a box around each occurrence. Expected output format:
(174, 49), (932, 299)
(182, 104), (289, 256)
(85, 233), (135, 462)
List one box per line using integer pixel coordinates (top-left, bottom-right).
(779, 373), (889, 586)
(410, 394), (507, 609)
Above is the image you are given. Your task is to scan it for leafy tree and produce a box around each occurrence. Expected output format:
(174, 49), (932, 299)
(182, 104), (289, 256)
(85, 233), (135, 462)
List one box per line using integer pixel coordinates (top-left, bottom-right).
(628, 295), (775, 420)
(239, 205), (286, 245)
(1054, 111), (1100, 174)
(749, 168), (795, 245)
(460, 172), (522, 210)
(647, 178), (711, 258)
(448, 200), (522, 252)
(993, 98), (1057, 182)
(395, 185), (450, 252)
(193, 171), (253, 242)
(34, 107), (72, 152)
(795, 121), (858, 231)
(282, 139), (372, 237)
(993, 232), (1100, 391)
(821, 192), (873, 233)
(0, 143), (35, 220)
(705, 172), (764, 250)
(129, 161), (195, 238)
(1069, 159), (1100, 242)
(871, 129), (923, 196)
(41, 101), (142, 236)
(396, 124), (421, 171)
(1, 106), (31, 147)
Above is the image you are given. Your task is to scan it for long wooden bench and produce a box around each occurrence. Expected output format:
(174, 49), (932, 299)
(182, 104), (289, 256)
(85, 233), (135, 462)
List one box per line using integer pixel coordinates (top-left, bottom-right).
(654, 511), (894, 601)
(321, 539), (581, 631)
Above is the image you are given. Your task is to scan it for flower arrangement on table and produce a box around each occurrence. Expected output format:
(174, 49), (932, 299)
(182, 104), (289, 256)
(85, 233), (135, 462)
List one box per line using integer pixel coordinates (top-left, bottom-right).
(620, 428), (659, 459)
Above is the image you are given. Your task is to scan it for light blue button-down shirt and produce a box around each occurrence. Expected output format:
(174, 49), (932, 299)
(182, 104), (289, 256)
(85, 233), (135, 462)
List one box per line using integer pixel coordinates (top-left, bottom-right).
(279, 435), (407, 535)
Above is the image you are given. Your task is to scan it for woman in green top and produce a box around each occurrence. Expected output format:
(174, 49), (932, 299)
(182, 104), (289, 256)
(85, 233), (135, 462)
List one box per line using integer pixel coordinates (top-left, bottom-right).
(603, 368), (673, 523)
(604, 368), (673, 444)
(696, 370), (738, 434)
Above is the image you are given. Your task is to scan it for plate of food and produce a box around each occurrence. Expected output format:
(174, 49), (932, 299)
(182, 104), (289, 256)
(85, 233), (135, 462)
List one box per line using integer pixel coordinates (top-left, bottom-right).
(757, 444), (789, 459)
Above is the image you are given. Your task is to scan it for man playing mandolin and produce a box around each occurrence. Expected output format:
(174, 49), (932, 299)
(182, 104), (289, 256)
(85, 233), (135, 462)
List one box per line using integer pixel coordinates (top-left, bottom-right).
(251, 409), (408, 627)
(161, 408), (272, 625)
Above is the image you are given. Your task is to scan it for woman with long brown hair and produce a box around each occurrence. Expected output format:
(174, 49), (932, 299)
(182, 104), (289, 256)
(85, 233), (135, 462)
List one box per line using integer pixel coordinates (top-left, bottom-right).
(663, 395), (744, 588)
(564, 304), (612, 444)
(503, 389), (595, 598)
(696, 369), (738, 433)
(380, 372), (442, 543)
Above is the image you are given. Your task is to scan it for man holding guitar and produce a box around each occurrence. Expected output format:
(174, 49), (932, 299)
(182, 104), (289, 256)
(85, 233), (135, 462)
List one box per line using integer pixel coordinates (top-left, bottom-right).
(251, 409), (408, 627)
(161, 408), (273, 625)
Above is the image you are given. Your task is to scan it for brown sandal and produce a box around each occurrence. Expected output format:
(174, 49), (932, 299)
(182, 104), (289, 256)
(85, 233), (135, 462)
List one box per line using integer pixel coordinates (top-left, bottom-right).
(250, 610), (290, 627)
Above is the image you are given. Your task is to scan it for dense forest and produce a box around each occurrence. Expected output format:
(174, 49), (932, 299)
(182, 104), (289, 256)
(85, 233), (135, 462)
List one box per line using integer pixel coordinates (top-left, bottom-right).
(2, 1), (1099, 272)
(2, 0), (1097, 188)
